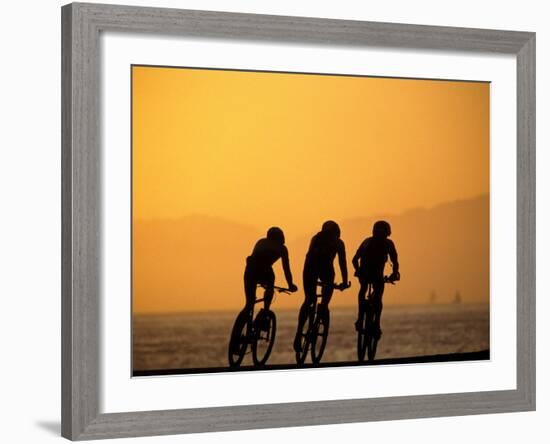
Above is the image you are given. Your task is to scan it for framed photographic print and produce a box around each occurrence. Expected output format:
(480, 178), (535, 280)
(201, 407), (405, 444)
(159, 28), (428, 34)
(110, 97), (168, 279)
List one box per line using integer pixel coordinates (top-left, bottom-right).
(61, 2), (535, 440)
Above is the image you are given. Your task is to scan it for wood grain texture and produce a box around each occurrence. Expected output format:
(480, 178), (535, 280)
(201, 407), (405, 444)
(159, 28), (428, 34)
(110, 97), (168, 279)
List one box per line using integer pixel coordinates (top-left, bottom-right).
(61, 4), (73, 439)
(76, 2), (532, 53)
(61, 2), (536, 440)
(62, 3), (101, 439)
(77, 390), (532, 440)
(516, 34), (536, 410)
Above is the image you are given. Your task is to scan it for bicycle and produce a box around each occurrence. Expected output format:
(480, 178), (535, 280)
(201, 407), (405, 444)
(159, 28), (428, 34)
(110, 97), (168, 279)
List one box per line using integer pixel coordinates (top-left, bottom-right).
(295, 281), (350, 365)
(228, 284), (291, 368)
(356, 275), (396, 362)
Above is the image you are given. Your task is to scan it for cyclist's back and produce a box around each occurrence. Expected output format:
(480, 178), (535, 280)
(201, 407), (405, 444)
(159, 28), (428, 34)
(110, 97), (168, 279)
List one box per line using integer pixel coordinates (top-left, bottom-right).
(353, 235), (397, 282)
(303, 221), (348, 296)
(304, 230), (345, 278)
(242, 227), (297, 314)
(247, 237), (288, 274)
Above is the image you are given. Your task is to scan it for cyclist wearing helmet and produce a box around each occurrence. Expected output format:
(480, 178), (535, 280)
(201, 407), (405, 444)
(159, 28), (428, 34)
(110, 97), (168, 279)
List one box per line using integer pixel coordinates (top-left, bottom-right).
(352, 220), (400, 339)
(242, 227), (298, 317)
(293, 220), (349, 352)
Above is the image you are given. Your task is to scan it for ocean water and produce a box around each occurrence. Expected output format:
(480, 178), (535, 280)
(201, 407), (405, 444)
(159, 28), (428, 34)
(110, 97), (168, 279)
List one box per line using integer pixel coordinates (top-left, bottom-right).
(133, 304), (489, 372)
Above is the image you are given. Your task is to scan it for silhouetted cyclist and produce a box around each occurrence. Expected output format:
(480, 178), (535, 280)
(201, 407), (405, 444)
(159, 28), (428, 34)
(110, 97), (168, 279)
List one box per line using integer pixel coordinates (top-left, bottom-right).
(293, 221), (349, 352)
(352, 220), (400, 339)
(242, 227), (298, 322)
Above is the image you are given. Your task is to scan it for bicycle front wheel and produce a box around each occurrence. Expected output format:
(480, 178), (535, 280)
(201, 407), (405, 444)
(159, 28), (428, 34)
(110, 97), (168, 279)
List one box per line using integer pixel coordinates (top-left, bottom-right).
(311, 307), (330, 364)
(252, 310), (277, 366)
(228, 311), (249, 367)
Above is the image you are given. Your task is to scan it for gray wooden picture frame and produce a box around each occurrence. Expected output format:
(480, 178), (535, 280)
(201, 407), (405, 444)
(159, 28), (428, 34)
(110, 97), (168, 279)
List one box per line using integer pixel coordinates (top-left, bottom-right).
(61, 2), (536, 440)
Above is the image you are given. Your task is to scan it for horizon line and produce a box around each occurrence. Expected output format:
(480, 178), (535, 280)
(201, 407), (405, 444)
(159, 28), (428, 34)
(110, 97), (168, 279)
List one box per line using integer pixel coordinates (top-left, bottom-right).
(133, 300), (490, 316)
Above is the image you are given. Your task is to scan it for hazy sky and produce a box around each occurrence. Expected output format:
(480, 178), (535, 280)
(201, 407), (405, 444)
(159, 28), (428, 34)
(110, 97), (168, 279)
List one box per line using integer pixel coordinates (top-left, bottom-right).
(132, 66), (489, 313)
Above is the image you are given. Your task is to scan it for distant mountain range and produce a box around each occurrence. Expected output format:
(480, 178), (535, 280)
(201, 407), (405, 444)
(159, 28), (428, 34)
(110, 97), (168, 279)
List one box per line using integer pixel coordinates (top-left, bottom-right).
(133, 194), (489, 313)
(315, 194), (489, 306)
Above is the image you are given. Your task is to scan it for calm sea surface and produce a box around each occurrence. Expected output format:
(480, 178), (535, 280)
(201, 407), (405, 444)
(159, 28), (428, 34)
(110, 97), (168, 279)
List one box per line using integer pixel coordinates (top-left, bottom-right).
(133, 304), (489, 372)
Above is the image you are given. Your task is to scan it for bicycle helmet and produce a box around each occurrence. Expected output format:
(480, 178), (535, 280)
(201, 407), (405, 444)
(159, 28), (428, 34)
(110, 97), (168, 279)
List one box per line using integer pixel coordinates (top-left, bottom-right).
(267, 226), (285, 245)
(372, 220), (391, 238)
(321, 220), (341, 239)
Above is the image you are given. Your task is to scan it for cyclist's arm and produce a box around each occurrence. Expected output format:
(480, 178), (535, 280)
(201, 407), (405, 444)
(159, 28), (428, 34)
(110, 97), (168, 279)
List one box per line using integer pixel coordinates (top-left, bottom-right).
(388, 240), (399, 273)
(280, 246), (295, 287)
(352, 243), (363, 271)
(337, 240), (348, 284)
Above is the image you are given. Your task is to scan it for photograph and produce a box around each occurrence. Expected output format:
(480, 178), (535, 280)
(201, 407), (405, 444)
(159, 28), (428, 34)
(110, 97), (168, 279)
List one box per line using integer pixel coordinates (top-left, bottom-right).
(131, 65), (490, 376)
(1, 0), (541, 442)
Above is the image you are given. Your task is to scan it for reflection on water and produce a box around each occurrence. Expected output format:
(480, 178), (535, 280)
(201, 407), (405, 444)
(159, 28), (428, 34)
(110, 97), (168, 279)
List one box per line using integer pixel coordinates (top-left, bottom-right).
(133, 304), (489, 372)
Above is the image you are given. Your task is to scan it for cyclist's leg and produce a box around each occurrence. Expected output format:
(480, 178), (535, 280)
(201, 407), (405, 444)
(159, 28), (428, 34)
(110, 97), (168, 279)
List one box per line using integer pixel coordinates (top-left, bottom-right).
(294, 270), (316, 351)
(370, 277), (385, 337)
(355, 276), (369, 330)
(262, 268), (275, 311)
(319, 270), (335, 313)
(250, 268), (275, 332)
(296, 295), (314, 334)
(242, 264), (257, 330)
(243, 267), (257, 309)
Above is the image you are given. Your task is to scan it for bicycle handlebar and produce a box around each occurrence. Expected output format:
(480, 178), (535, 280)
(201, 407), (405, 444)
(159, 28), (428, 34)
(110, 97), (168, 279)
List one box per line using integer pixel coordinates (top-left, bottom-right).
(384, 275), (399, 285)
(316, 281), (351, 291)
(257, 284), (293, 294)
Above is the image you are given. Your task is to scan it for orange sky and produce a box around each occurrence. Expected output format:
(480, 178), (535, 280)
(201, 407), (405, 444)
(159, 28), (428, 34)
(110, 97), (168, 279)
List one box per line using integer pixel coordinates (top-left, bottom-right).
(132, 66), (489, 313)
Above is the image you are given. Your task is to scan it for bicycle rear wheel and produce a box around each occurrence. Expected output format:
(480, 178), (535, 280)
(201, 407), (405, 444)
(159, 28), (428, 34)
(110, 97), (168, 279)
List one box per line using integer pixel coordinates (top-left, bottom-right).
(366, 309), (378, 361)
(228, 311), (249, 367)
(252, 310), (277, 366)
(295, 304), (314, 365)
(357, 301), (368, 362)
(295, 317), (312, 365)
(311, 306), (330, 364)
(367, 336), (379, 361)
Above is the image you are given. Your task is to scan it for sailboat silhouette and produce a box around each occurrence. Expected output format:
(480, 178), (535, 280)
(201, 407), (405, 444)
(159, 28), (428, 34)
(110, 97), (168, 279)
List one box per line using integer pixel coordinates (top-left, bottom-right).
(453, 291), (462, 304)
